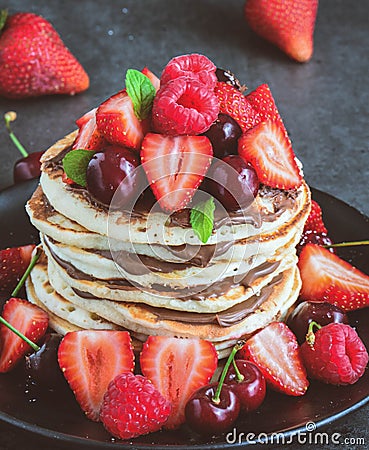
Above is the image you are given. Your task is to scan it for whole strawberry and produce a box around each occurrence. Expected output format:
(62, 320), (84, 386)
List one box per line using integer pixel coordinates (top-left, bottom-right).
(244, 0), (319, 63)
(100, 372), (171, 440)
(0, 11), (89, 98)
(301, 322), (369, 385)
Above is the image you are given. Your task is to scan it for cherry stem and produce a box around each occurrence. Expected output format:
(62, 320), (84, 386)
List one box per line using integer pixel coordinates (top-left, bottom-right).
(0, 248), (41, 352)
(305, 320), (322, 347)
(324, 240), (369, 249)
(4, 111), (28, 158)
(212, 340), (245, 404)
(232, 359), (244, 383)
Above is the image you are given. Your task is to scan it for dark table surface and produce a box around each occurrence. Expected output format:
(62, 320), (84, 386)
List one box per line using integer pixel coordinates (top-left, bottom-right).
(0, 1), (368, 449)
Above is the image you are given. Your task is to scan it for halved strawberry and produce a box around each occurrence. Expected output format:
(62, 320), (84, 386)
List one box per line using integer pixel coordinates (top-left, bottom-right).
(298, 243), (369, 312)
(246, 83), (286, 131)
(238, 322), (309, 396)
(141, 67), (160, 91)
(214, 81), (259, 132)
(140, 336), (218, 429)
(72, 108), (107, 151)
(0, 298), (49, 373)
(0, 244), (35, 295)
(238, 119), (302, 189)
(58, 330), (134, 421)
(96, 90), (148, 151)
(141, 133), (213, 212)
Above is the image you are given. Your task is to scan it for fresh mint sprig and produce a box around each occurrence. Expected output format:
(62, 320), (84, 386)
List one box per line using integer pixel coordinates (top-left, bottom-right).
(125, 69), (156, 120)
(62, 149), (95, 187)
(190, 198), (215, 244)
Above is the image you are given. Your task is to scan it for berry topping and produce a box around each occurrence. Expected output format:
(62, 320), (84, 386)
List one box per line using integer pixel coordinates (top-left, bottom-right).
(141, 66), (160, 91)
(244, 0), (319, 63)
(58, 330), (134, 421)
(238, 322), (309, 396)
(298, 243), (369, 312)
(0, 244), (35, 295)
(0, 298), (49, 373)
(304, 200), (328, 234)
(96, 90), (148, 151)
(296, 229), (333, 255)
(203, 113), (242, 159)
(140, 336), (218, 429)
(287, 301), (348, 345)
(152, 77), (219, 135)
(160, 53), (217, 88)
(72, 108), (107, 151)
(301, 322), (369, 385)
(86, 145), (142, 207)
(214, 81), (259, 133)
(205, 155), (259, 211)
(141, 133), (213, 212)
(215, 68), (242, 90)
(238, 120), (302, 189)
(100, 372), (171, 440)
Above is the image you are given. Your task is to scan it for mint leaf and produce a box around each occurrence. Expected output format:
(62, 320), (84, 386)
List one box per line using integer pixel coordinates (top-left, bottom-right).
(125, 69), (156, 120)
(62, 149), (95, 187)
(190, 198), (215, 244)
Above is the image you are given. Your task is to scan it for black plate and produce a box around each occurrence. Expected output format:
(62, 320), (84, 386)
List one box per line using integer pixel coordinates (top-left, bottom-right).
(0, 180), (368, 449)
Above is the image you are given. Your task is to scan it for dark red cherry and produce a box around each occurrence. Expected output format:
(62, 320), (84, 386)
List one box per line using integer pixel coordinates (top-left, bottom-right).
(13, 150), (44, 183)
(287, 301), (349, 344)
(185, 382), (240, 435)
(206, 155), (259, 211)
(86, 145), (142, 207)
(203, 113), (242, 159)
(25, 333), (66, 390)
(224, 360), (266, 412)
(216, 68), (242, 90)
(296, 230), (334, 255)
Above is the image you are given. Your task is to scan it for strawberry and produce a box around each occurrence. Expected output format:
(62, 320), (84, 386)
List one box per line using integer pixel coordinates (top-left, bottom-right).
(141, 133), (213, 212)
(238, 322), (309, 396)
(72, 108), (107, 151)
(214, 82), (259, 133)
(0, 11), (89, 98)
(298, 243), (369, 312)
(140, 336), (218, 429)
(58, 330), (134, 421)
(141, 67), (160, 91)
(96, 90), (148, 151)
(0, 298), (49, 372)
(0, 244), (35, 295)
(246, 83), (286, 131)
(304, 200), (328, 234)
(238, 120), (302, 189)
(301, 322), (369, 385)
(244, 0), (319, 63)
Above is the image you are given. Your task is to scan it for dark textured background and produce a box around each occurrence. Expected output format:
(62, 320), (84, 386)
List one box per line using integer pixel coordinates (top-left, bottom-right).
(0, 1), (368, 449)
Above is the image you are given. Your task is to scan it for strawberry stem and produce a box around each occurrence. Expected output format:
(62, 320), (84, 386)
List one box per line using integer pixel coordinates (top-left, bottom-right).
(324, 240), (369, 249)
(212, 340), (245, 404)
(11, 249), (41, 297)
(4, 111), (29, 158)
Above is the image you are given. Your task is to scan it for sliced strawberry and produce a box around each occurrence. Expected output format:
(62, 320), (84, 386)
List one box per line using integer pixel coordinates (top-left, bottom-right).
(246, 83), (286, 131)
(214, 81), (259, 133)
(298, 243), (369, 312)
(238, 120), (302, 189)
(140, 336), (218, 429)
(141, 133), (213, 212)
(58, 330), (134, 421)
(72, 108), (107, 151)
(0, 298), (49, 373)
(0, 244), (35, 295)
(304, 200), (328, 234)
(96, 90), (148, 151)
(141, 67), (160, 91)
(238, 322), (309, 396)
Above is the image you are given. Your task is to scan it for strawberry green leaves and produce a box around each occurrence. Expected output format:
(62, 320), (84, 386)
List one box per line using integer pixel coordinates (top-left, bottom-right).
(125, 69), (156, 121)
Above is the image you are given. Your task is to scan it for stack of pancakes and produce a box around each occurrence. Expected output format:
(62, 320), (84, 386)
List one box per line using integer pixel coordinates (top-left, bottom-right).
(26, 131), (311, 357)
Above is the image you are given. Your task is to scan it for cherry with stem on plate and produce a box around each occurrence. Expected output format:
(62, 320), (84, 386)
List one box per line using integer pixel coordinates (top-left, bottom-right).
(185, 341), (244, 435)
(4, 111), (44, 183)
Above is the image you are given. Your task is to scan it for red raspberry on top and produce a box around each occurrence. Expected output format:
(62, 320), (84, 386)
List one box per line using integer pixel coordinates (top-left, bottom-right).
(301, 322), (369, 385)
(152, 77), (219, 135)
(160, 53), (217, 88)
(100, 372), (171, 440)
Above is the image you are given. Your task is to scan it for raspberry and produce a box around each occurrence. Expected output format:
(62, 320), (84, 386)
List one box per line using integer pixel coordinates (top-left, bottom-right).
(100, 372), (171, 440)
(301, 323), (369, 385)
(160, 53), (217, 88)
(152, 77), (219, 135)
